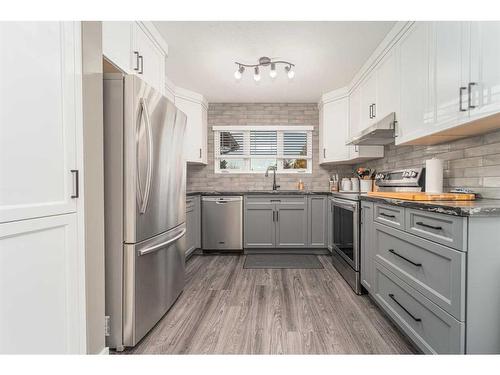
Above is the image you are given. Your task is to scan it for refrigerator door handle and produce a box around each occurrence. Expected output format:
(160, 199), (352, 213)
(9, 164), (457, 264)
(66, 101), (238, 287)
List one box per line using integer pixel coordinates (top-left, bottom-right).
(137, 98), (154, 214)
(138, 228), (186, 256)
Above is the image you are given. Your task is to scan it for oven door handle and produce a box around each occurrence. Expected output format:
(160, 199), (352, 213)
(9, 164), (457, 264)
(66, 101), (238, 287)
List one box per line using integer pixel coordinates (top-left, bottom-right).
(332, 198), (357, 211)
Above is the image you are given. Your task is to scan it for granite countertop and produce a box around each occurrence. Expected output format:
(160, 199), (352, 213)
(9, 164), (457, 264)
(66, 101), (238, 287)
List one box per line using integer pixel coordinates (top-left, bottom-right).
(187, 190), (332, 197)
(360, 195), (500, 217)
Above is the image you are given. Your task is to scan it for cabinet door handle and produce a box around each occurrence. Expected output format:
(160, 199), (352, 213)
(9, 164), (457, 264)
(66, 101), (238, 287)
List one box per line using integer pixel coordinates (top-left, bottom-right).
(272, 211), (276, 222)
(276, 210), (279, 222)
(323, 148), (326, 158)
(416, 221), (442, 230)
(389, 294), (422, 322)
(71, 170), (79, 198)
(468, 82), (477, 109)
(199, 148), (202, 158)
(388, 249), (422, 267)
(354, 145), (359, 152)
(372, 103), (376, 118)
(368, 104), (373, 119)
(133, 51), (140, 71)
(459, 86), (468, 112)
(138, 55), (144, 75)
(380, 212), (396, 219)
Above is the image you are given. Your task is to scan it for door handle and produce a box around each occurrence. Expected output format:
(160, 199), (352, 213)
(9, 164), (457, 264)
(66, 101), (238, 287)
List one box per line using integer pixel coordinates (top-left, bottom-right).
(468, 82), (477, 109)
(70, 169), (79, 198)
(137, 98), (153, 214)
(138, 228), (186, 256)
(415, 221), (442, 231)
(389, 294), (422, 322)
(380, 212), (396, 218)
(459, 86), (468, 112)
(138, 55), (144, 75)
(133, 51), (140, 71)
(388, 249), (422, 267)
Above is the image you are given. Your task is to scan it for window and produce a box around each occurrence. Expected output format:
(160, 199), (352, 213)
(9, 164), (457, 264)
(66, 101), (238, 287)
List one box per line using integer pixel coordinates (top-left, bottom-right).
(214, 126), (313, 173)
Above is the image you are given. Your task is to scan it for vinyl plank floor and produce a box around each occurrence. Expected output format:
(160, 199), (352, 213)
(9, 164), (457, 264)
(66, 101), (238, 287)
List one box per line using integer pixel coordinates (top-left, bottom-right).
(121, 254), (418, 355)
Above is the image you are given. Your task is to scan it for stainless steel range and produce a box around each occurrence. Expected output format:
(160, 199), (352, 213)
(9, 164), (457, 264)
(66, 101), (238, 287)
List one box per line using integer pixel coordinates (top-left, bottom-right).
(330, 168), (426, 295)
(330, 191), (362, 294)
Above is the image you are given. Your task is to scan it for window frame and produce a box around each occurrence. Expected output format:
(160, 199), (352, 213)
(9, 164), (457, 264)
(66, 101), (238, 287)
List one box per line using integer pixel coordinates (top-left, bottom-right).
(213, 125), (313, 174)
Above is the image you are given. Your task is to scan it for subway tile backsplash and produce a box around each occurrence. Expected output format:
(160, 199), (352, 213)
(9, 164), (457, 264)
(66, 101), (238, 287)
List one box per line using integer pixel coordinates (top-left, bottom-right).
(354, 129), (500, 199)
(186, 103), (351, 192)
(187, 103), (500, 199)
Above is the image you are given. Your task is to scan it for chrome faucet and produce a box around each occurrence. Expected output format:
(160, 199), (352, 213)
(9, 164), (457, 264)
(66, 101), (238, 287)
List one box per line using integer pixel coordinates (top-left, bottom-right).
(265, 165), (280, 191)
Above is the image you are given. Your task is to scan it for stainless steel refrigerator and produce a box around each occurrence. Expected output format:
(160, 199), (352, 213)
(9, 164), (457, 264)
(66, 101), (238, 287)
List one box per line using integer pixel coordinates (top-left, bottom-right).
(103, 73), (187, 350)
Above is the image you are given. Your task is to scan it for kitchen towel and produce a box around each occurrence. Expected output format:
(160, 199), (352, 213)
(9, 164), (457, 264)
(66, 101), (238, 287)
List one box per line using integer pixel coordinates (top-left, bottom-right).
(425, 158), (444, 194)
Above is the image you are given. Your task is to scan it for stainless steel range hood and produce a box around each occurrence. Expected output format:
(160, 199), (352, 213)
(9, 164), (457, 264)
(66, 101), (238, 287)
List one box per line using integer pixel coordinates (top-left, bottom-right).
(346, 112), (396, 146)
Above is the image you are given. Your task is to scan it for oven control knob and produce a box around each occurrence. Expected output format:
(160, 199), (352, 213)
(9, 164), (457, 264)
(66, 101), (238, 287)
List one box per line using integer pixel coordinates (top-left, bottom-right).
(411, 171), (418, 178)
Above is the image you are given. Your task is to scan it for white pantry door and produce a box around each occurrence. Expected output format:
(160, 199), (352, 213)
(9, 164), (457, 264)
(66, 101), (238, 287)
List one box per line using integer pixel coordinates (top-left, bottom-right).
(0, 22), (79, 223)
(0, 214), (84, 353)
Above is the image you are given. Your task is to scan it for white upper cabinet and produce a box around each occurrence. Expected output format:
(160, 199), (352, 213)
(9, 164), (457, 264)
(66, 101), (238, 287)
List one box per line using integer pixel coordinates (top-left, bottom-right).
(397, 21), (500, 144)
(0, 22), (79, 223)
(319, 93), (384, 165)
(397, 22), (434, 144)
(320, 96), (350, 163)
(102, 21), (133, 73)
(431, 22), (469, 132)
(375, 49), (399, 122)
(468, 22), (500, 121)
(348, 44), (399, 141)
(132, 23), (166, 95)
(359, 71), (377, 131)
(175, 88), (208, 164)
(348, 85), (362, 139)
(103, 22), (167, 95)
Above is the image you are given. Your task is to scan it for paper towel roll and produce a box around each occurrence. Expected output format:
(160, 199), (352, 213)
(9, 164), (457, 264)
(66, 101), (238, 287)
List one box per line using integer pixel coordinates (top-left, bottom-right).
(425, 158), (444, 194)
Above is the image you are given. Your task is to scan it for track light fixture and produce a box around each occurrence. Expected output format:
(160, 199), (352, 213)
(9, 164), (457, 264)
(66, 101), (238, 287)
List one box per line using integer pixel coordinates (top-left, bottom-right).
(233, 56), (295, 81)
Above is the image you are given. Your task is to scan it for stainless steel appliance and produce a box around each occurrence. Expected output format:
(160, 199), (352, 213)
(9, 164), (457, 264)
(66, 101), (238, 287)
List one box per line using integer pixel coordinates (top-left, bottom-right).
(375, 167), (425, 192)
(103, 73), (187, 350)
(330, 192), (362, 294)
(202, 196), (243, 251)
(347, 112), (396, 146)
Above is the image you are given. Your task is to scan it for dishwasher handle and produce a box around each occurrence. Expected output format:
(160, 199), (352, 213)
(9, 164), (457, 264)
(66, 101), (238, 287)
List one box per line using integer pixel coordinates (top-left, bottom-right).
(202, 196), (243, 202)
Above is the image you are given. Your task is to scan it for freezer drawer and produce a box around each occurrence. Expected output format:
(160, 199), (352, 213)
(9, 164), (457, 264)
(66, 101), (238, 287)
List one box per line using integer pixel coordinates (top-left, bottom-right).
(202, 196), (243, 250)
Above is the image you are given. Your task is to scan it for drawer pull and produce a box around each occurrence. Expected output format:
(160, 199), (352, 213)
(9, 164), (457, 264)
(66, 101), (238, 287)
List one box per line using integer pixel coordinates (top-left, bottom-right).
(416, 221), (442, 231)
(388, 249), (422, 267)
(389, 293), (422, 322)
(380, 212), (396, 219)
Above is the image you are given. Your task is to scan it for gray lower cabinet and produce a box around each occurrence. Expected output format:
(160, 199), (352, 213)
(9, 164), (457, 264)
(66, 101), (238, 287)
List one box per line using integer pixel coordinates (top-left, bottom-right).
(276, 199), (308, 248)
(185, 195), (201, 256)
(360, 201), (375, 293)
(363, 199), (500, 354)
(374, 262), (465, 354)
(244, 198), (275, 248)
(308, 196), (328, 248)
(244, 195), (312, 249)
(374, 222), (465, 320)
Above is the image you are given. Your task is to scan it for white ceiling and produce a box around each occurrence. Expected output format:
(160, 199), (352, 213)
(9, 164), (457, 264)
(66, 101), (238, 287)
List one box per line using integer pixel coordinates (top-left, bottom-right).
(153, 21), (395, 103)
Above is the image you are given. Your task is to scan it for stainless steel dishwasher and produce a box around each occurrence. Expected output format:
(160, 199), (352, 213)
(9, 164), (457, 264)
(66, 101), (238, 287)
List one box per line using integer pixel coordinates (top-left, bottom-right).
(202, 196), (243, 251)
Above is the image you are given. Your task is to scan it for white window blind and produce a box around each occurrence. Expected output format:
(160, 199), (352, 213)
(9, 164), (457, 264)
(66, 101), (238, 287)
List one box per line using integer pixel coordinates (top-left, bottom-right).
(213, 126), (313, 174)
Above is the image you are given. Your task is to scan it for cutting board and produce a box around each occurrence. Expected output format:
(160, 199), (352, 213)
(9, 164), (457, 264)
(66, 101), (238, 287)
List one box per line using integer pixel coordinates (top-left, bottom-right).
(367, 191), (476, 201)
